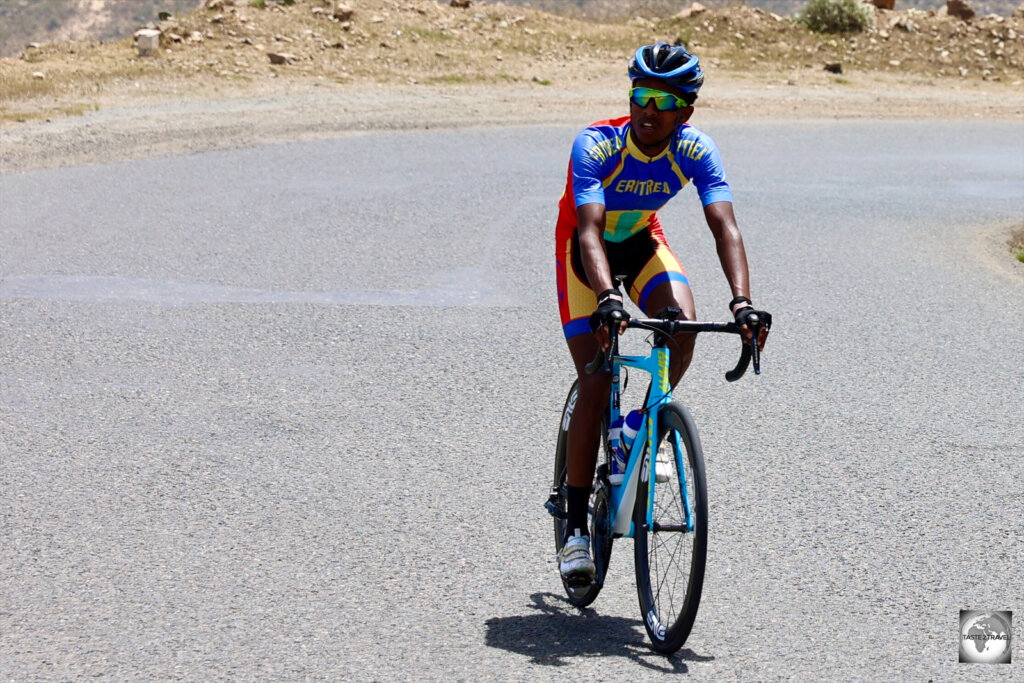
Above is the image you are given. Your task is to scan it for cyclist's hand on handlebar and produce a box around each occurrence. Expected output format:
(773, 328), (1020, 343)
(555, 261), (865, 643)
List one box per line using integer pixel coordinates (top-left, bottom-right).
(589, 295), (629, 351)
(732, 302), (770, 352)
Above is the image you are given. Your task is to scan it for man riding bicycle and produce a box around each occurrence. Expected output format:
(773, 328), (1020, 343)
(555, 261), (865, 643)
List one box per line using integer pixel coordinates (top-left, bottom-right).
(555, 42), (768, 583)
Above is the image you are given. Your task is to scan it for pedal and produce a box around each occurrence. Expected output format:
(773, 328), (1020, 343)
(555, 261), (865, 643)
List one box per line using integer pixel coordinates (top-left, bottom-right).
(563, 572), (596, 588)
(544, 494), (567, 519)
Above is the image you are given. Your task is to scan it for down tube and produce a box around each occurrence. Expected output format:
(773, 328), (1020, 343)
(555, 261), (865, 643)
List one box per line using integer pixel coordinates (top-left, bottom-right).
(610, 417), (649, 537)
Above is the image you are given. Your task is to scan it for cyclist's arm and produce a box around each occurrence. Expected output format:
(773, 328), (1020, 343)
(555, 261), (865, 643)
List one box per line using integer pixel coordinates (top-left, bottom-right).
(704, 200), (750, 311)
(704, 201), (769, 350)
(578, 202), (628, 349)
(577, 203), (617, 299)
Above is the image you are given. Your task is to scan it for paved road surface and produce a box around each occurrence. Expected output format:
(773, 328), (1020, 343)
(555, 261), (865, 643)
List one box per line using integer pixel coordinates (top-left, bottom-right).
(2, 121), (1022, 679)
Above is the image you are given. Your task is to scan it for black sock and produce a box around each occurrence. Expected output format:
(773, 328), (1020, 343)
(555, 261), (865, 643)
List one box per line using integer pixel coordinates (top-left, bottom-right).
(566, 485), (590, 540)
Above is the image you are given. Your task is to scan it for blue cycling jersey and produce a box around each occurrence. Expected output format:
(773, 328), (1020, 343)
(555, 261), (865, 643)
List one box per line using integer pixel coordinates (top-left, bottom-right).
(557, 115), (733, 242)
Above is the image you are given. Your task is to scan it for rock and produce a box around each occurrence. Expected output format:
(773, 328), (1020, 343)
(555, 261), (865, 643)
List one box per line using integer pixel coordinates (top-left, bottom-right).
(869, 0), (895, 9)
(676, 2), (708, 19)
(947, 0), (975, 21)
(205, 0), (233, 9)
(333, 3), (353, 21)
(824, 61), (842, 73)
(134, 28), (161, 56)
(267, 52), (296, 64)
(32, 72), (45, 79)
(450, 0), (472, 7)
(890, 16), (918, 31)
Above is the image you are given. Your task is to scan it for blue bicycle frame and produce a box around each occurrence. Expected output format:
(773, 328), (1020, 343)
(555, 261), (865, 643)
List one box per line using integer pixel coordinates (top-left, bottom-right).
(606, 345), (693, 538)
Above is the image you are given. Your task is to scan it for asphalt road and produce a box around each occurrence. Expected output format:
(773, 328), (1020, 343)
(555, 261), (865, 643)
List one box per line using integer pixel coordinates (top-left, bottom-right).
(2, 121), (1022, 679)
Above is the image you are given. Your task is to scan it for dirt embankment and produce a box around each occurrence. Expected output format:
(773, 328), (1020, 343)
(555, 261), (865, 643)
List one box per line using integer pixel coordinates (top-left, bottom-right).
(3, 0), (1024, 119)
(1, 0), (1022, 176)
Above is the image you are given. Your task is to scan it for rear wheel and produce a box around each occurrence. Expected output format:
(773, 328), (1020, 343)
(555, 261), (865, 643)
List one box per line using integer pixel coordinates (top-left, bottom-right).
(633, 402), (708, 654)
(553, 381), (612, 607)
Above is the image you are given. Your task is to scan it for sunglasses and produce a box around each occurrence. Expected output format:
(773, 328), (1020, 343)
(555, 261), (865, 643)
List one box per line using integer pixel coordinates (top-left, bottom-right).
(629, 86), (688, 111)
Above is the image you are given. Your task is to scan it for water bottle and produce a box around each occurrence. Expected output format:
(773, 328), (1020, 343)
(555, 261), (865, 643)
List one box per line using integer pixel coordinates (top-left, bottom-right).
(611, 410), (642, 484)
(607, 416), (625, 484)
(618, 409), (643, 459)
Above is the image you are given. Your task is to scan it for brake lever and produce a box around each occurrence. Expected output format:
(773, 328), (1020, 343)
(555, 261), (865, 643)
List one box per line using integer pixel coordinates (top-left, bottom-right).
(584, 323), (620, 374)
(749, 311), (771, 375)
(605, 323), (619, 372)
(751, 329), (761, 375)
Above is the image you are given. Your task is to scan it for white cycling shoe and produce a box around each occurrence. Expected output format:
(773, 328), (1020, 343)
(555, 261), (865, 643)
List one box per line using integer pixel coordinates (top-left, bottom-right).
(558, 530), (596, 585)
(655, 452), (673, 483)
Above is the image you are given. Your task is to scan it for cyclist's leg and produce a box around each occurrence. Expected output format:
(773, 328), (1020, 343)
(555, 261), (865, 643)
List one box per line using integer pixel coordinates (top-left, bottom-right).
(556, 231), (607, 543)
(565, 334), (609, 489)
(626, 230), (696, 387)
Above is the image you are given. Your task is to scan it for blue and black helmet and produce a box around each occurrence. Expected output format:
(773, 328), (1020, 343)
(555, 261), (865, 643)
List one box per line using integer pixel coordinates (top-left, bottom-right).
(628, 42), (704, 102)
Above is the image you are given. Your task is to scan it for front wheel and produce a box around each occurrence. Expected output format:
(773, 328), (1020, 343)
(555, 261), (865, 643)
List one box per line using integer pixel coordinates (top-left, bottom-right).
(633, 402), (708, 654)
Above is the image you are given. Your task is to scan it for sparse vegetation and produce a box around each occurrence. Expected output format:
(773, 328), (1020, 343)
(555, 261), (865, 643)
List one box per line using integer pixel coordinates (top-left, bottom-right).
(500, 0), (1021, 21)
(797, 0), (874, 34)
(1010, 227), (1024, 263)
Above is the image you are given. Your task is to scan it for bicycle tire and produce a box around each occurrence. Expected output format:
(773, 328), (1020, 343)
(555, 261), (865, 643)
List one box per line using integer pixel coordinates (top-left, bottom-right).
(553, 380), (612, 607)
(633, 401), (708, 654)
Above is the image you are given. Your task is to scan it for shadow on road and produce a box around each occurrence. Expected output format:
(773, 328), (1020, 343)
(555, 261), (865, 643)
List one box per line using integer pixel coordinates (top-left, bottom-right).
(484, 592), (714, 671)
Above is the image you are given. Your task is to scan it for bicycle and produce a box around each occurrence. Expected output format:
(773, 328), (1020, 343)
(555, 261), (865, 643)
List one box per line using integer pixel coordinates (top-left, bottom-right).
(546, 306), (771, 654)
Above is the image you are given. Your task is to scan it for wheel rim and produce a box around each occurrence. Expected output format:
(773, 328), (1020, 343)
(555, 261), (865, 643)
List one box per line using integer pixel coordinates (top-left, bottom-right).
(644, 425), (699, 639)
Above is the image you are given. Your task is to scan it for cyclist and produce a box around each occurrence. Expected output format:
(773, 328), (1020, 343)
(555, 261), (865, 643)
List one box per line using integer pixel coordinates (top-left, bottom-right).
(555, 42), (768, 583)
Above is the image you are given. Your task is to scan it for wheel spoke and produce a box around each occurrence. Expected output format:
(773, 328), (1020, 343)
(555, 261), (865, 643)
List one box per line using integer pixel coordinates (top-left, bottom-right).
(635, 404), (707, 653)
(653, 525), (687, 615)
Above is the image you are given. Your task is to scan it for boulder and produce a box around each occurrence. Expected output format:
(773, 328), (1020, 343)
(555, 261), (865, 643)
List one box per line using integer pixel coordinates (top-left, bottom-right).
(947, 0), (975, 20)
(267, 52), (296, 64)
(134, 28), (161, 56)
(333, 2), (354, 20)
(676, 2), (708, 19)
